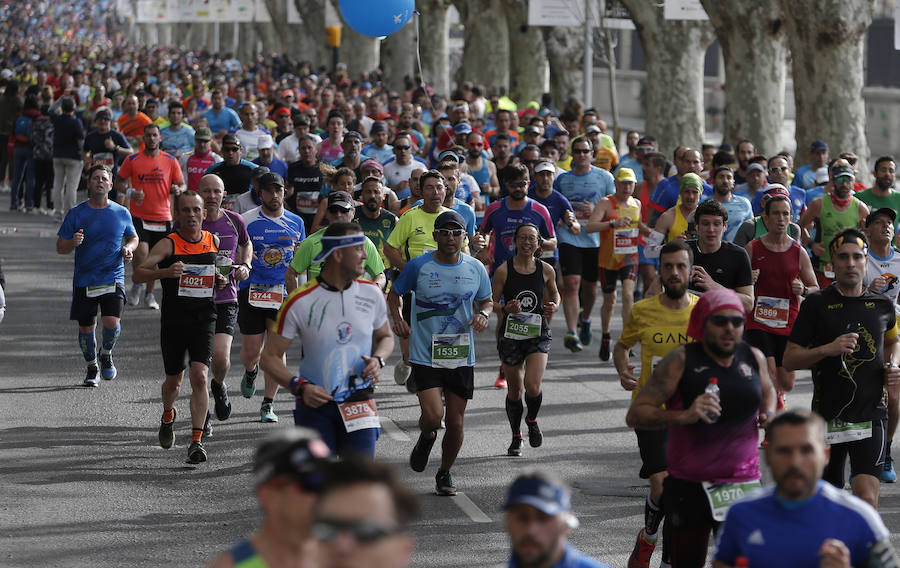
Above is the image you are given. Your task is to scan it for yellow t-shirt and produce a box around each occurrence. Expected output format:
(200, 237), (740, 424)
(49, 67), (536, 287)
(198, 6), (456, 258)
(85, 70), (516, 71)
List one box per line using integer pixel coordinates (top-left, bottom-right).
(386, 206), (450, 261)
(617, 293), (699, 399)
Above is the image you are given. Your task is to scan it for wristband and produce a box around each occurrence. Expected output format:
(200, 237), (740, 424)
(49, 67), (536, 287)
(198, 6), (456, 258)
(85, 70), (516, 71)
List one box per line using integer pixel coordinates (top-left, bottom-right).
(478, 310), (490, 319)
(288, 376), (309, 398)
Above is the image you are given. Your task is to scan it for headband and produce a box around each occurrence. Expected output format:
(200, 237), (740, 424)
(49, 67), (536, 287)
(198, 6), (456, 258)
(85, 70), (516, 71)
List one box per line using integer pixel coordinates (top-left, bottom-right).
(312, 234), (366, 263)
(829, 234), (867, 255)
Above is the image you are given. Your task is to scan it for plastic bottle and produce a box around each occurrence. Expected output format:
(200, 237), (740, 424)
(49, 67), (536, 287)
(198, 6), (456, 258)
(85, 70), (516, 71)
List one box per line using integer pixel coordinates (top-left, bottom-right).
(705, 377), (720, 422)
(735, 556), (749, 567)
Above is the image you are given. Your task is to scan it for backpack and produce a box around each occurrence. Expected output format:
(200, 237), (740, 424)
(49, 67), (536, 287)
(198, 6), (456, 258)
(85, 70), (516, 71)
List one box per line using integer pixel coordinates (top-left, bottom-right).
(14, 114), (33, 144)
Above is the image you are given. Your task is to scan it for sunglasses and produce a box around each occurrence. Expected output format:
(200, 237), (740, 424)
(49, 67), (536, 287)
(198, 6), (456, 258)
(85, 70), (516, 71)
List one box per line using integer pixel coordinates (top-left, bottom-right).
(468, 142), (483, 148)
(768, 166), (789, 172)
(508, 181), (528, 189)
(313, 518), (402, 544)
(573, 148), (592, 154)
(708, 314), (745, 327)
(222, 146), (241, 152)
(395, 145), (411, 150)
(328, 205), (352, 214)
(435, 228), (465, 237)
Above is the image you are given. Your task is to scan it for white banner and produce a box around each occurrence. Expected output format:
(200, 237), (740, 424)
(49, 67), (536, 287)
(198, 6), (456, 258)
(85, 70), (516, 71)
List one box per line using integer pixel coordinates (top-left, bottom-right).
(663, 0), (708, 21)
(135, 0), (274, 23)
(528, 0), (600, 27)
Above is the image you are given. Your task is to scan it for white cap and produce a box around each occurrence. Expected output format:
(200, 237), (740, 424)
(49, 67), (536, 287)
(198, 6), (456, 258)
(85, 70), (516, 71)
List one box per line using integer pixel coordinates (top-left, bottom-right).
(534, 161), (556, 174)
(257, 134), (274, 150)
(0, 69), (12, 79)
(814, 166), (829, 184)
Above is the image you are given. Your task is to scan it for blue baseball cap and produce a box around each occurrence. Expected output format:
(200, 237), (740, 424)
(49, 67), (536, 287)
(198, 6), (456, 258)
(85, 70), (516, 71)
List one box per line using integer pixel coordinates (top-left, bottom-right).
(503, 475), (572, 517)
(453, 123), (472, 135)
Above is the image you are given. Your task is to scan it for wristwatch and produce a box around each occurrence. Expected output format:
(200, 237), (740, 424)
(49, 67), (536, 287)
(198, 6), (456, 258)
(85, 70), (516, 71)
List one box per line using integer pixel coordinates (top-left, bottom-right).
(478, 310), (490, 319)
(375, 355), (385, 368)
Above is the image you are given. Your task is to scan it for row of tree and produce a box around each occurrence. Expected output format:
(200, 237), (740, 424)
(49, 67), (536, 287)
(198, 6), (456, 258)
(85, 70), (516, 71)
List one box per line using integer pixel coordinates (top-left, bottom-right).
(133, 0), (889, 176)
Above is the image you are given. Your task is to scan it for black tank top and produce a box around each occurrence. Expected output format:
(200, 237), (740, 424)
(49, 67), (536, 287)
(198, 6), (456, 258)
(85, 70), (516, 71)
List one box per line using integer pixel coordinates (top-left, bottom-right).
(502, 258), (549, 333)
(674, 342), (761, 424)
(159, 230), (218, 322)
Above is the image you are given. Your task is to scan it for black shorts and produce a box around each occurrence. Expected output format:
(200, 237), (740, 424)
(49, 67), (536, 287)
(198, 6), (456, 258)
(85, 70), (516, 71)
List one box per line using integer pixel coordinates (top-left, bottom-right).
(825, 415), (887, 485)
(497, 330), (552, 366)
(744, 329), (789, 368)
(599, 265), (638, 294)
(70, 284), (126, 326)
(636, 428), (668, 479)
(558, 243), (599, 282)
(160, 317), (215, 375)
(215, 302), (239, 336)
(662, 475), (718, 530)
(410, 363), (475, 400)
(237, 287), (278, 335)
(133, 218), (173, 248)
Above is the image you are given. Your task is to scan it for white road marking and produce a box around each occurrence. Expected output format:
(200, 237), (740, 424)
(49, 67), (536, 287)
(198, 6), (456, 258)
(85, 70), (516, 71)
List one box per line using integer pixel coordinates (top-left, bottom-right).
(380, 416), (411, 441)
(452, 492), (493, 523)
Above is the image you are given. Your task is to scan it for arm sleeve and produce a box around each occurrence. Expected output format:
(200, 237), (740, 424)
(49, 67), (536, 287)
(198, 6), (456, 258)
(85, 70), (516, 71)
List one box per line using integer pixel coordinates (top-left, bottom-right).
(386, 214), (409, 249)
(788, 293), (818, 346)
(364, 239), (386, 277)
(57, 209), (76, 239)
(712, 513), (740, 565)
(391, 256), (422, 296)
(233, 213), (250, 246)
(734, 246), (754, 287)
(475, 261), (492, 301)
(290, 240), (313, 275)
(117, 156), (132, 181)
(372, 290), (388, 328)
(122, 209), (137, 238)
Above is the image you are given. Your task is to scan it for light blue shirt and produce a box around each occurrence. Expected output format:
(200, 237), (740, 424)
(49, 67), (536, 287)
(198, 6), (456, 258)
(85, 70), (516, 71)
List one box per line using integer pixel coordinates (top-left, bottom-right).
(719, 194), (754, 242)
(202, 107), (241, 134)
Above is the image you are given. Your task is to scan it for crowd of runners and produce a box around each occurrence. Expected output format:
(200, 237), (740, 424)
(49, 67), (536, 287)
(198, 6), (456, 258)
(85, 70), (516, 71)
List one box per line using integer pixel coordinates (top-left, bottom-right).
(4, 14), (900, 565)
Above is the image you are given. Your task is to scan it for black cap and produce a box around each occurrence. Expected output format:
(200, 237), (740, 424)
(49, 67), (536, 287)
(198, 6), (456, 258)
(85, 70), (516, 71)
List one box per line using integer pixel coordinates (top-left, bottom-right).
(251, 166), (271, 180)
(258, 172), (284, 189)
(253, 428), (331, 488)
(434, 210), (466, 229)
(866, 207), (897, 227)
(327, 191), (354, 209)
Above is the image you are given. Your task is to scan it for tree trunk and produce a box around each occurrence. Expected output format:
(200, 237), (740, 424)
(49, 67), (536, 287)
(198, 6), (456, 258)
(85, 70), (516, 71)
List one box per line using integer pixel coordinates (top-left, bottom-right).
(293, 0), (329, 69)
(504, 0), (547, 105)
(452, 0), (509, 92)
(380, 21), (417, 91)
(779, 0), (874, 183)
(542, 26), (583, 111)
(417, 0), (450, 95)
(700, 0), (786, 155)
(618, 0), (714, 156)
(340, 30), (381, 80)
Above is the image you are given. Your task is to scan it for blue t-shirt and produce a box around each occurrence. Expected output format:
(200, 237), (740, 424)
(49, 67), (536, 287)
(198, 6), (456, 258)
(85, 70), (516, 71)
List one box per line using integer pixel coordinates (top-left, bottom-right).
(202, 107), (241, 134)
(553, 166), (615, 248)
(58, 201), (136, 288)
(616, 155), (644, 183)
(793, 164), (818, 189)
(718, 195), (754, 242)
(528, 187), (574, 260)
(362, 143), (394, 164)
(410, 198), (477, 237)
(747, 184), (807, 221)
(805, 185), (826, 205)
(392, 252), (492, 367)
(240, 208), (306, 288)
(160, 124), (196, 157)
(650, 175), (714, 215)
(252, 156), (288, 179)
(509, 543), (612, 568)
(715, 482), (890, 568)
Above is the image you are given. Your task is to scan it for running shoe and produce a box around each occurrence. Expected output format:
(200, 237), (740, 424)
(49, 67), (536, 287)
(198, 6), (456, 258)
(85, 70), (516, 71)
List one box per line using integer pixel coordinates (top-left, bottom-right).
(627, 528), (656, 568)
(186, 440), (207, 464)
(211, 380), (232, 420)
(260, 402), (278, 423)
(159, 408), (176, 449)
(882, 456), (897, 483)
(409, 432), (437, 472)
(393, 360), (411, 385)
(563, 331), (584, 353)
(599, 334), (611, 361)
(99, 353), (117, 380)
(128, 283), (144, 307)
(526, 418), (543, 448)
(507, 436), (524, 457)
(83, 364), (100, 387)
(144, 292), (159, 310)
(241, 365), (258, 398)
(494, 369), (508, 389)
(578, 319), (593, 346)
(435, 469), (457, 496)
(203, 411), (212, 437)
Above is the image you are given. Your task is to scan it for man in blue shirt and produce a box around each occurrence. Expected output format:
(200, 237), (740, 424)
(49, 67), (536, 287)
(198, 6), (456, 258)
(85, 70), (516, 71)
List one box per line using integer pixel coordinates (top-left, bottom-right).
(202, 90), (241, 140)
(388, 210), (492, 497)
(504, 472), (612, 568)
(794, 140), (830, 190)
(714, 409), (898, 568)
(160, 101), (196, 160)
(57, 164), (138, 386)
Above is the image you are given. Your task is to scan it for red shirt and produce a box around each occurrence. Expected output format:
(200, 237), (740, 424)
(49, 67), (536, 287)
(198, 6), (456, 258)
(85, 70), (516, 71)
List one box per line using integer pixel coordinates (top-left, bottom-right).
(118, 151), (183, 222)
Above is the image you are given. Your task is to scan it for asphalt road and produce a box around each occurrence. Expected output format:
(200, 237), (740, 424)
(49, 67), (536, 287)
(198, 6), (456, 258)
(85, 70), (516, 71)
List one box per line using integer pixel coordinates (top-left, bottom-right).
(1, 205), (898, 567)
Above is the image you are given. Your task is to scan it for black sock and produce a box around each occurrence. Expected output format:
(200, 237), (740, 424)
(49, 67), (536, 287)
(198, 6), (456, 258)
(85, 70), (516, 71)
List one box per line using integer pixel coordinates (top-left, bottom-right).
(506, 397), (524, 435)
(645, 494), (664, 534)
(263, 397), (273, 404)
(525, 391), (543, 422)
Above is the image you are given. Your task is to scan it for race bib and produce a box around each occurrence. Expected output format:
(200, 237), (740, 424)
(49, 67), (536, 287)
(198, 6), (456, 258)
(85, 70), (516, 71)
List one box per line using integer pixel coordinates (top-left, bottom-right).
(338, 399), (380, 433)
(702, 479), (762, 522)
(504, 312), (542, 340)
(222, 195), (237, 211)
(296, 191), (319, 214)
(826, 418), (873, 444)
(824, 262), (835, 279)
(142, 220), (168, 232)
(431, 334), (470, 369)
(249, 283), (285, 309)
(614, 228), (639, 255)
(178, 264), (215, 297)
(753, 296), (790, 328)
(93, 152), (115, 168)
(86, 283), (116, 298)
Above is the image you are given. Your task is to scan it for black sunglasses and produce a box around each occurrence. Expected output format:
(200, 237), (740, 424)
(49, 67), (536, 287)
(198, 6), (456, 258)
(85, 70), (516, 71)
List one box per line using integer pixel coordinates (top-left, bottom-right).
(708, 314), (745, 328)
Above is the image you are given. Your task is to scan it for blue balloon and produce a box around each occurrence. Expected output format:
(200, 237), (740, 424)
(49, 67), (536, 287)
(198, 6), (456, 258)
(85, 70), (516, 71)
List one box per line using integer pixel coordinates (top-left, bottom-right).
(339, 0), (414, 39)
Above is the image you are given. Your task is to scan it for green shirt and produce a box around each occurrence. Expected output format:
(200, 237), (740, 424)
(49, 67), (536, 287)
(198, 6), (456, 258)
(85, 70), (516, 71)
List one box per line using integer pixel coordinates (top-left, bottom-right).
(354, 205), (397, 267)
(290, 228), (385, 280)
(855, 188), (900, 231)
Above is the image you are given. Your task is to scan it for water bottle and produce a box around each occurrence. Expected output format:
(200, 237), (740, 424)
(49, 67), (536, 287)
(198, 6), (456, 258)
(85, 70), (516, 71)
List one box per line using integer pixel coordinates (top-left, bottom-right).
(735, 557), (749, 567)
(705, 377), (720, 423)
